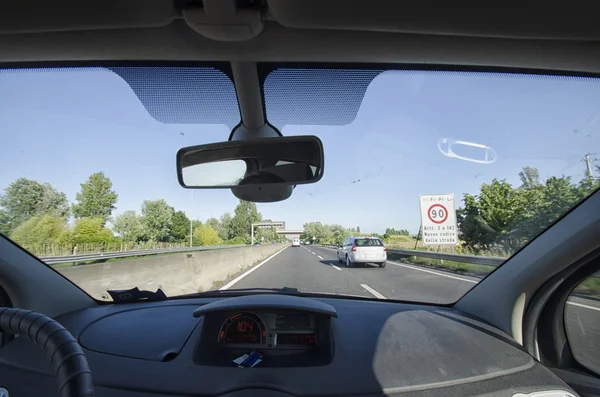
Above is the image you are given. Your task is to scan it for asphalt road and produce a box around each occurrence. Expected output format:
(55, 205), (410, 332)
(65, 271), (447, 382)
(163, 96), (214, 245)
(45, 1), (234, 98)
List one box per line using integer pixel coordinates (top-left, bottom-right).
(228, 245), (480, 304)
(226, 245), (600, 371)
(565, 297), (600, 373)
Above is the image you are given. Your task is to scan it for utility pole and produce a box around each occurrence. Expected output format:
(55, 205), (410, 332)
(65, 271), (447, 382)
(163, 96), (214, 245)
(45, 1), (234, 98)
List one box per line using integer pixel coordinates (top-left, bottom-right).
(583, 153), (597, 178)
(189, 190), (194, 247)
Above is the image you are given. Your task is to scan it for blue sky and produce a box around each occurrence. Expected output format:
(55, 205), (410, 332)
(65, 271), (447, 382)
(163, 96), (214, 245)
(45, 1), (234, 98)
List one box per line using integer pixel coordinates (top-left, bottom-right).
(1, 68), (599, 234)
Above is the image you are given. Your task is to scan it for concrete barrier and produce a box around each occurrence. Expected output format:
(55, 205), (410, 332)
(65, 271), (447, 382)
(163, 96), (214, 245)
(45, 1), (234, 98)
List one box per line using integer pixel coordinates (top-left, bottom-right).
(56, 244), (287, 299)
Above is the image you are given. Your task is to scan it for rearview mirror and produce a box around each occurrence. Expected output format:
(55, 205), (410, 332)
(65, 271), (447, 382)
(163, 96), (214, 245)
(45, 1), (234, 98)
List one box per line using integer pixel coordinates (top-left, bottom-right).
(177, 136), (324, 188)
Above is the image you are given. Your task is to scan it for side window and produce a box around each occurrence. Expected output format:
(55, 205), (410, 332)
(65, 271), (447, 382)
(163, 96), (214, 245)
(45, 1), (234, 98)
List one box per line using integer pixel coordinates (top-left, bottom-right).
(564, 273), (600, 374)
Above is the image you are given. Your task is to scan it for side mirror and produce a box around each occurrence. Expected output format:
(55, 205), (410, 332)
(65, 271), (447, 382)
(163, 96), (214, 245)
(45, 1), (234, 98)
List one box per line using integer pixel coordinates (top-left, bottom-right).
(177, 136), (324, 188)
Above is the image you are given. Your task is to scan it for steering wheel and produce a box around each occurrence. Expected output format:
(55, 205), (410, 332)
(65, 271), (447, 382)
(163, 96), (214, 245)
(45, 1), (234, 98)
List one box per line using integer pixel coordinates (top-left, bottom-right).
(0, 308), (94, 397)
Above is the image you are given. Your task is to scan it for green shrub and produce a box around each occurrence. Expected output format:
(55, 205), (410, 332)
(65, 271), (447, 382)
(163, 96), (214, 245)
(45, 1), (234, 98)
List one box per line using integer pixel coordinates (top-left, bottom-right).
(225, 236), (246, 245)
(73, 217), (118, 245)
(10, 214), (68, 247)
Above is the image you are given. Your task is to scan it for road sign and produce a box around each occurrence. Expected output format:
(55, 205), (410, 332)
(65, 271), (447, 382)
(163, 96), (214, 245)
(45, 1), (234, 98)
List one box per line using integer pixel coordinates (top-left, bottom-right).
(254, 221), (285, 230)
(419, 194), (458, 246)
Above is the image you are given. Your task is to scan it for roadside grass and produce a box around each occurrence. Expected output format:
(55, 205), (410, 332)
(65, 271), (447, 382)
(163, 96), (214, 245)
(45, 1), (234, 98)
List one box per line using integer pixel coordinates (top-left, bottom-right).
(211, 278), (226, 290)
(579, 277), (600, 291)
(384, 236), (415, 245)
(574, 276), (600, 298)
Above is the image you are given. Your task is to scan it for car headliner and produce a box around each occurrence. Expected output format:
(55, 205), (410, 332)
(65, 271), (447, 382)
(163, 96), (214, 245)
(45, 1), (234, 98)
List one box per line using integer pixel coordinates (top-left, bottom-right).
(0, 0), (599, 72)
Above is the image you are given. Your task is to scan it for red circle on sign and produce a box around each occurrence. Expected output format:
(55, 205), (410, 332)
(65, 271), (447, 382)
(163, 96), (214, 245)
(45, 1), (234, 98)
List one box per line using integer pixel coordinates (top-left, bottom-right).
(428, 204), (448, 224)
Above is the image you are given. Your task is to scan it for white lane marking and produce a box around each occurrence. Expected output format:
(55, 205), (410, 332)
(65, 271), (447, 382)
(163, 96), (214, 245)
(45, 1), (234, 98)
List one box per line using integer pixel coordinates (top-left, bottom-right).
(318, 256), (324, 259)
(387, 260), (478, 284)
(568, 301), (600, 312)
(312, 252), (315, 255)
(220, 247), (288, 290)
(331, 265), (342, 271)
(361, 284), (387, 299)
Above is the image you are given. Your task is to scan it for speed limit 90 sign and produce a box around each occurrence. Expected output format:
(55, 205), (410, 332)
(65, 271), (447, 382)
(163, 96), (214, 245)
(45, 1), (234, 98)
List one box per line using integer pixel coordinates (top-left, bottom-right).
(427, 204), (448, 224)
(419, 194), (458, 246)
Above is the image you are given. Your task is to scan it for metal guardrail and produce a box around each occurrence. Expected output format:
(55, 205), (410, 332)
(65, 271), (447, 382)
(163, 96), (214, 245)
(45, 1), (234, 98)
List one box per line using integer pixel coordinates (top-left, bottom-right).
(40, 244), (248, 265)
(42, 241), (504, 267)
(319, 244), (504, 267)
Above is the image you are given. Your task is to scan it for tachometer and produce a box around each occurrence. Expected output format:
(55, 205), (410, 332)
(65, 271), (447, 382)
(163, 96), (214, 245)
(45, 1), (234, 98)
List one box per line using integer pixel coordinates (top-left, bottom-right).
(218, 312), (266, 344)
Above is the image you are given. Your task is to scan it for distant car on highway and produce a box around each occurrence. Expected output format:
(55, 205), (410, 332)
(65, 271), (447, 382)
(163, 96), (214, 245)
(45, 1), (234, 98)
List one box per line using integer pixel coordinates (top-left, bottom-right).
(337, 236), (386, 268)
(292, 238), (300, 247)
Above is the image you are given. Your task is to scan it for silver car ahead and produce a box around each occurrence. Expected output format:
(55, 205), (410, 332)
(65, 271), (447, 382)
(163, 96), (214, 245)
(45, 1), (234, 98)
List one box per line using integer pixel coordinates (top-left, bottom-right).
(337, 237), (387, 268)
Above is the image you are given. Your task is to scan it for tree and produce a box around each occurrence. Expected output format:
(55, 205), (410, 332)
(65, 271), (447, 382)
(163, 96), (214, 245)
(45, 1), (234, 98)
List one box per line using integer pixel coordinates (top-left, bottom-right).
(225, 236), (246, 245)
(0, 209), (10, 235)
(10, 214), (68, 248)
(193, 225), (222, 246)
(218, 212), (233, 241)
(329, 224), (350, 245)
(384, 228), (409, 238)
(230, 201), (261, 243)
(0, 178), (69, 231)
(518, 166), (541, 189)
(457, 166), (600, 253)
(73, 217), (116, 246)
(140, 199), (174, 242)
(457, 178), (526, 251)
(113, 210), (144, 243)
(456, 193), (497, 252)
(301, 222), (332, 244)
(256, 226), (279, 243)
(510, 175), (582, 244)
(205, 217), (221, 240)
(170, 211), (191, 242)
(577, 175), (599, 201)
(72, 172), (118, 224)
(206, 217), (220, 230)
(478, 179), (526, 235)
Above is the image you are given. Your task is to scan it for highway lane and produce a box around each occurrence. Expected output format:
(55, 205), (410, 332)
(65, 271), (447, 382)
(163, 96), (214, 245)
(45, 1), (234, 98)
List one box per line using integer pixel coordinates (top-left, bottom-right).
(227, 243), (600, 371)
(228, 244), (478, 304)
(308, 245), (476, 303)
(226, 245), (374, 298)
(565, 297), (600, 373)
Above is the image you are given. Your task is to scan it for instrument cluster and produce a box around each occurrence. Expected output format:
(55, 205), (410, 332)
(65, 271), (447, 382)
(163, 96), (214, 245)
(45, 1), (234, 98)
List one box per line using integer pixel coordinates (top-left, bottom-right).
(218, 311), (317, 349)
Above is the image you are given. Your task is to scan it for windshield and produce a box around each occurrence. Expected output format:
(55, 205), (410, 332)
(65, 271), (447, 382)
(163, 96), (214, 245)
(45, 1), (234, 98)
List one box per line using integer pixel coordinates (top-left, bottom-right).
(1, 66), (599, 304)
(355, 239), (383, 247)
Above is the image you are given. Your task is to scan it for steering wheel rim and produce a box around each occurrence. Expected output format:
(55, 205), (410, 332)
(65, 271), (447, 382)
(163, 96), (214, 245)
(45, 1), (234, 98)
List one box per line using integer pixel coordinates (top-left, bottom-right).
(0, 307), (94, 397)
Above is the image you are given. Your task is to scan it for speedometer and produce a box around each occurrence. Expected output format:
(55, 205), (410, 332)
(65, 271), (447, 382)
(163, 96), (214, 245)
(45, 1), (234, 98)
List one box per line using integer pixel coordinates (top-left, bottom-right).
(218, 312), (266, 344)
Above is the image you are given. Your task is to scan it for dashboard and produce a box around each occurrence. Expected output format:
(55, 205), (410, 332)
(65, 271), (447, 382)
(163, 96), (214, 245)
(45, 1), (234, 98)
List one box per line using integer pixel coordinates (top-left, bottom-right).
(194, 295), (334, 367)
(0, 294), (575, 397)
